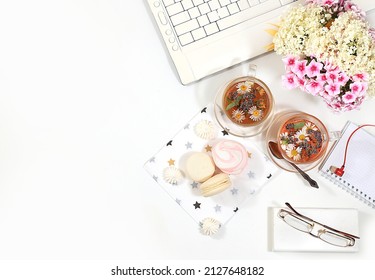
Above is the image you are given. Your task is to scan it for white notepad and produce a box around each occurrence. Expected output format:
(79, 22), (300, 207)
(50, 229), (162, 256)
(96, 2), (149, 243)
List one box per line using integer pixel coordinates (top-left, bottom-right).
(319, 121), (375, 208)
(270, 207), (359, 252)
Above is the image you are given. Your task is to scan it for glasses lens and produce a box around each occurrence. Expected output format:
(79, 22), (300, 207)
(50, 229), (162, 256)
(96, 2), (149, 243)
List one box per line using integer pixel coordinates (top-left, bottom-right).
(319, 231), (355, 247)
(282, 213), (312, 233)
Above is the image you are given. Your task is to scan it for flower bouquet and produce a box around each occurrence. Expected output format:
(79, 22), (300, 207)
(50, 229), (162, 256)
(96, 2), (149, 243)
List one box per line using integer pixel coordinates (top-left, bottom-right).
(269, 0), (375, 112)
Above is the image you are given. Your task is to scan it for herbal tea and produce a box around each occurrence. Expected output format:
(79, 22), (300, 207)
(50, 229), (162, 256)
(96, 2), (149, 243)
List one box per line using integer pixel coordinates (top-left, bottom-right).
(278, 119), (324, 164)
(223, 78), (271, 127)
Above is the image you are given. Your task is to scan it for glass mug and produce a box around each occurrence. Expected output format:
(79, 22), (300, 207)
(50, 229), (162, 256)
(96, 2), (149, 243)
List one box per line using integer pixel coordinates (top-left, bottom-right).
(214, 64), (274, 137)
(265, 111), (332, 172)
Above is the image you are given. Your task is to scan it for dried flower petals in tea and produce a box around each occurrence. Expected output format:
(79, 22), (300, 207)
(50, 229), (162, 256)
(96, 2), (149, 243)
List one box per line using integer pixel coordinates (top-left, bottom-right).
(279, 119), (324, 163)
(223, 79), (271, 126)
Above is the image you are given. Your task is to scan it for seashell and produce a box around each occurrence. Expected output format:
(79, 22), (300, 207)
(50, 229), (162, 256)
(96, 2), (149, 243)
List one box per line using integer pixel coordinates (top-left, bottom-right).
(194, 120), (215, 140)
(200, 217), (221, 236)
(163, 166), (183, 185)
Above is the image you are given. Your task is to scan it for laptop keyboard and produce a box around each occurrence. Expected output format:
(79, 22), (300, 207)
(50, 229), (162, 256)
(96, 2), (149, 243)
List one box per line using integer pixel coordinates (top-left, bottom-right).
(161, 0), (296, 46)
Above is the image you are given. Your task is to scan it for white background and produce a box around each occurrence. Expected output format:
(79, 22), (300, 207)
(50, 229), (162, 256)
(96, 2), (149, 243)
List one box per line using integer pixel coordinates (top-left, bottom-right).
(0, 0), (375, 265)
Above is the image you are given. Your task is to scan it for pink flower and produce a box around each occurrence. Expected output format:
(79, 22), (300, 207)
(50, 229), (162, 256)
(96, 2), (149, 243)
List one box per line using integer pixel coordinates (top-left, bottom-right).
(342, 92), (357, 103)
(344, 2), (366, 20)
(326, 100), (343, 112)
(317, 73), (328, 83)
(350, 81), (366, 96)
(292, 60), (307, 78)
(322, 0), (336, 7)
(352, 73), (369, 82)
(306, 60), (323, 77)
(326, 71), (339, 82)
(297, 77), (306, 90)
(282, 73), (299, 90)
(282, 55), (298, 69)
(324, 82), (341, 96)
(337, 72), (349, 86)
(306, 80), (323, 96)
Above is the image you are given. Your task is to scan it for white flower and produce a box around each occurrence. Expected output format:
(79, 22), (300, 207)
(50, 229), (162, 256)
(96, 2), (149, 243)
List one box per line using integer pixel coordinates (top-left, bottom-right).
(273, 6), (375, 97)
(295, 128), (310, 143)
(236, 80), (253, 94)
(248, 106), (263, 121)
(279, 132), (291, 150)
(304, 122), (318, 131)
(231, 109), (245, 123)
(286, 145), (302, 161)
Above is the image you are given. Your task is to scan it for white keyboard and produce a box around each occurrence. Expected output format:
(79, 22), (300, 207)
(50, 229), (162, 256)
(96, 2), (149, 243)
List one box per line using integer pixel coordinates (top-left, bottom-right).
(161, 0), (296, 46)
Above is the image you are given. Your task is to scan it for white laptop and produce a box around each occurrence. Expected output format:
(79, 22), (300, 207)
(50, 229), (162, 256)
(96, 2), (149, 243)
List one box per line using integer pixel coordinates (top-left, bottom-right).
(147, 0), (375, 85)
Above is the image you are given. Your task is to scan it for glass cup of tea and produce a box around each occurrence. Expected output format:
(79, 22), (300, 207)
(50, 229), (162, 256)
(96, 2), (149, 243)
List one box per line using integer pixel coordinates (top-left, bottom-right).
(214, 65), (274, 137)
(265, 111), (330, 172)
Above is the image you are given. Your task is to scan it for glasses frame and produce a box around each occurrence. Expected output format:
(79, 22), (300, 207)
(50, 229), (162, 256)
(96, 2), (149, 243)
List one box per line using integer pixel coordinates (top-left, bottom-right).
(278, 202), (360, 247)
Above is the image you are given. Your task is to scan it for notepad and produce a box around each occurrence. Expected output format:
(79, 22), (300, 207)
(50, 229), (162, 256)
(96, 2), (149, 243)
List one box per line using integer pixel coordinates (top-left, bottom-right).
(269, 207), (359, 252)
(319, 121), (375, 208)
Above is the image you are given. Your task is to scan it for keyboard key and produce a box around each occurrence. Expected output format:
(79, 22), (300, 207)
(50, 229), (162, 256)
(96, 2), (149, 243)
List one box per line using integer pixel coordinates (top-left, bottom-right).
(204, 22), (219, 35)
(198, 3), (211, 14)
(217, 7), (230, 18)
(166, 2), (184, 16)
(170, 11), (191, 26)
(188, 7), (201, 18)
(181, 0), (195, 10)
(192, 27), (206, 40)
(179, 32), (194, 45)
(219, 0), (231, 6)
(227, 3), (240, 14)
(193, 0), (204, 5)
(175, 18), (200, 35)
(238, 0), (250, 10)
(207, 11), (220, 22)
(162, 0), (175, 6)
(208, 0), (221, 11)
(197, 14), (210, 26)
(217, 0), (280, 30)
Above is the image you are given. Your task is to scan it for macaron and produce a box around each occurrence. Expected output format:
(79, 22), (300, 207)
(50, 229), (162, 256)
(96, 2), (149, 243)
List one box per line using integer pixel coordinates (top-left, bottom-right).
(212, 139), (248, 175)
(199, 173), (231, 197)
(186, 152), (215, 183)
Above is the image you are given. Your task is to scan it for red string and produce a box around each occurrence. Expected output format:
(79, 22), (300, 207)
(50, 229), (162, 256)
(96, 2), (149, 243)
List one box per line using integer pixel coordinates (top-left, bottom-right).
(340, 124), (375, 170)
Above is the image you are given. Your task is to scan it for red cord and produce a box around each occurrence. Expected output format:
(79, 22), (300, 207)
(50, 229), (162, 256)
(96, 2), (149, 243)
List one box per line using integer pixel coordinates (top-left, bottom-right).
(340, 124), (375, 171)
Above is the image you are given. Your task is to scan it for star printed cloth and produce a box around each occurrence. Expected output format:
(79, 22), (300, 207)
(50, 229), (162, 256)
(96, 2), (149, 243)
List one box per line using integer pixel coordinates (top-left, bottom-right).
(144, 104), (277, 229)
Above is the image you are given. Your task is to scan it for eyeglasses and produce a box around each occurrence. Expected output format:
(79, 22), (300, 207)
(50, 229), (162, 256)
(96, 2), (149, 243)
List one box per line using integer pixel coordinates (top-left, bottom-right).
(278, 202), (360, 247)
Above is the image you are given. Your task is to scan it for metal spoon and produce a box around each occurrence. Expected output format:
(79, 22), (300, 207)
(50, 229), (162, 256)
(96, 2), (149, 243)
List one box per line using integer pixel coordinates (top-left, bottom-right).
(268, 141), (319, 189)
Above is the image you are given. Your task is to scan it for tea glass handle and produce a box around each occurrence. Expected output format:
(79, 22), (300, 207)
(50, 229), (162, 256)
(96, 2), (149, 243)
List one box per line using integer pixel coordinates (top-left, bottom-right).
(248, 64), (257, 77)
(329, 131), (342, 142)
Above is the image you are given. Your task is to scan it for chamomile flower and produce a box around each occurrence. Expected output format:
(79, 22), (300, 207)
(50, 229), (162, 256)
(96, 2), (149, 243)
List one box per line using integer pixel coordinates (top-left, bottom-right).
(236, 81), (253, 94)
(248, 106), (263, 122)
(231, 109), (245, 123)
(304, 122), (318, 132)
(286, 145), (302, 161)
(279, 132), (290, 150)
(295, 128), (310, 143)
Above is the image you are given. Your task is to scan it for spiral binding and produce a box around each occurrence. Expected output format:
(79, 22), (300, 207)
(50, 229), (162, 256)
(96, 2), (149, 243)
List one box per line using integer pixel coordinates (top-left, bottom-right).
(319, 169), (375, 209)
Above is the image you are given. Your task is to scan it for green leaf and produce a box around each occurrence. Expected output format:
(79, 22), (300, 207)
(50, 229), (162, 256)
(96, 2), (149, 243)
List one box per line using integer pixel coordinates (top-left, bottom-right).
(294, 122), (305, 130)
(225, 95), (243, 111)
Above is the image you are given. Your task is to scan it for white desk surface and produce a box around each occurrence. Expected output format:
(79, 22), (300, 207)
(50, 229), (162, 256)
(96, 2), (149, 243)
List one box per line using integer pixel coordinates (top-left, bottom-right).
(0, 1), (374, 261)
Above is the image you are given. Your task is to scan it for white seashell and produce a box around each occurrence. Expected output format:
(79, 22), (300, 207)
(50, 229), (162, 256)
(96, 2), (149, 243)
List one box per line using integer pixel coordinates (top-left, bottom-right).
(194, 120), (215, 140)
(200, 217), (221, 236)
(163, 166), (183, 185)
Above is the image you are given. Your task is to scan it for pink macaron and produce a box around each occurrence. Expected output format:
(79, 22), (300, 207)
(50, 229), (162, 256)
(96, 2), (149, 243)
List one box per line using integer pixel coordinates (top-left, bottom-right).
(212, 139), (248, 175)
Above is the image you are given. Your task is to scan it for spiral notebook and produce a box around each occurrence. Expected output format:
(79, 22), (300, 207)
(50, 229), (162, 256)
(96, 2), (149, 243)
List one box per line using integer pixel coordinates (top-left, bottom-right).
(319, 121), (375, 208)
